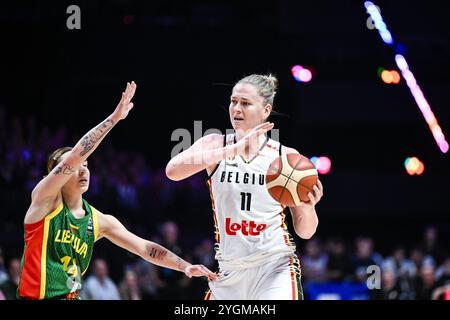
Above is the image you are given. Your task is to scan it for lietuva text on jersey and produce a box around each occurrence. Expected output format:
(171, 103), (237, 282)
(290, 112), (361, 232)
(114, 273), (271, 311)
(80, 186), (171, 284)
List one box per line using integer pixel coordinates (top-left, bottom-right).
(54, 229), (89, 258)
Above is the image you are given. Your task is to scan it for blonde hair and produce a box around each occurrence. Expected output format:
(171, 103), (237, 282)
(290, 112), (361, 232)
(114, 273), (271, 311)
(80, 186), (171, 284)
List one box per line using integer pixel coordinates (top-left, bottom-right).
(235, 74), (278, 106)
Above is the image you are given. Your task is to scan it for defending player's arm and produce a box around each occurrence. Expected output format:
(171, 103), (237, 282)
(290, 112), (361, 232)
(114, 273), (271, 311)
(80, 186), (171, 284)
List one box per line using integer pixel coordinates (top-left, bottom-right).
(282, 147), (323, 239)
(24, 82), (137, 224)
(166, 122), (274, 181)
(96, 211), (218, 280)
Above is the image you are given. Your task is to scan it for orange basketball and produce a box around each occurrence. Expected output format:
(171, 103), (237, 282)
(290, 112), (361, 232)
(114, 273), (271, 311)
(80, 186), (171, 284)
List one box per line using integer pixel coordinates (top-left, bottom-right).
(266, 153), (318, 207)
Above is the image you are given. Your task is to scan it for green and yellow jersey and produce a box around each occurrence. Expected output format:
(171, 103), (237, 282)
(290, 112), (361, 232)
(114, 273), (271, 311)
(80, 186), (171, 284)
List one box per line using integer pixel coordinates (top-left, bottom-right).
(18, 199), (99, 299)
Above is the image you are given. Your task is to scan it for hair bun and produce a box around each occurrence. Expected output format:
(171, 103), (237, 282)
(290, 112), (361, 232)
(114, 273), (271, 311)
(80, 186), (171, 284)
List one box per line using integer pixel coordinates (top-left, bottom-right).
(263, 74), (278, 91)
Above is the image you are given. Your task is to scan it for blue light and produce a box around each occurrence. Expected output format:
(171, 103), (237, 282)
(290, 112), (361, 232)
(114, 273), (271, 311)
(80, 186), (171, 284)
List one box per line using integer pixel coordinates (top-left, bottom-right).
(365, 1), (394, 45)
(395, 43), (407, 55)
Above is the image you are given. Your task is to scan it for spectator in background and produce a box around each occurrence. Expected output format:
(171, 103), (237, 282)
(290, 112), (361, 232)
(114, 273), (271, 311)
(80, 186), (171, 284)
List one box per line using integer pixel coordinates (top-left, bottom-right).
(325, 237), (353, 282)
(134, 259), (160, 300)
(382, 245), (415, 299)
(193, 239), (216, 270)
(188, 239), (217, 298)
(149, 221), (189, 299)
(429, 257), (450, 300)
(82, 259), (121, 300)
(413, 263), (438, 300)
(436, 257), (450, 285)
(133, 235), (162, 300)
(421, 226), (446, 265)
(370, 266), (400, 300)
(119, 269), (142, 300)
(116, 172), (138, 210)
(383, 246), (415, 278)
(0, 258), (21, 300)
(431, 280), (450, 300)
(0, 248), (8, 285)
(410, 246), (435, 278)
(352, 236), (381, 283)
(301, 238), (328, 284)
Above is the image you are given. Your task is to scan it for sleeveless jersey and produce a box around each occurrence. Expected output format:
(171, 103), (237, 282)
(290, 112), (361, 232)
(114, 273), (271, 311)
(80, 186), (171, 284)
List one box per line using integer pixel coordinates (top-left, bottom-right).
(207, 134), (296, 270)
(18, 199), (99, 299)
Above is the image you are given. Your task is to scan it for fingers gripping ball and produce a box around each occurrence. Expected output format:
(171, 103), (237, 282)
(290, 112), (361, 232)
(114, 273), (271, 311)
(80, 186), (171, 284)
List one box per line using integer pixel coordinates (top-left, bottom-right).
(266, 154), (318, 206)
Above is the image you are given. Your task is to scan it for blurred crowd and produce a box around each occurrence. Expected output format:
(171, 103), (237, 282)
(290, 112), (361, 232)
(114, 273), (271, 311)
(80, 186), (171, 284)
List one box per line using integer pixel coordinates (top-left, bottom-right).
(0, 106), (449, 300)
(1, 223), (449, 300)
(299, 227), (450, 300)
(0, 106), (209, 237)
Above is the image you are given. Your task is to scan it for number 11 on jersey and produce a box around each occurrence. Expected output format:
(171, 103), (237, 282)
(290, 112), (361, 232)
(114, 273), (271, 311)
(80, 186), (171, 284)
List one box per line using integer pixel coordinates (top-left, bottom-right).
(240, 192), (252, 211)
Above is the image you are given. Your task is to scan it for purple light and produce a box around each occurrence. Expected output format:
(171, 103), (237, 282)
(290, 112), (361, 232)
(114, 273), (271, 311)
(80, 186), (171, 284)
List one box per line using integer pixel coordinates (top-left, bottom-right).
(291, 65), (313, 83)
(291, 65), (303, 76)
(310, 156), (331, 175)
(440, 141), (449, 153)
(298, 69), (312, 82)
(393, 53), (448, 153)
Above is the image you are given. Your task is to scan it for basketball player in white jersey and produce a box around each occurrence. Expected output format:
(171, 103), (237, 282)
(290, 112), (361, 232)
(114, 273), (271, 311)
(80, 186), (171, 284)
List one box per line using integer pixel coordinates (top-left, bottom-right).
(166, 74), (323, 300)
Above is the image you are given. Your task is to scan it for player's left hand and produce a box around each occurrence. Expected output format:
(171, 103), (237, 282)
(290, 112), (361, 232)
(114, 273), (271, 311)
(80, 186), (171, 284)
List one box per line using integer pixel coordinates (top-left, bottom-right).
(184, 264), (218, 281)
(300, 179), (323, 208)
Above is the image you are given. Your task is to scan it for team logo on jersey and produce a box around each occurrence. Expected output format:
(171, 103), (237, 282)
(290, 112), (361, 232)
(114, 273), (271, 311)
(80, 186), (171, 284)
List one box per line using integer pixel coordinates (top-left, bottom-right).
(69, 224), (79, 235)
(87, 217), (93, 235)
(225, 161), (238, 167)
(225, 218), (267, 236)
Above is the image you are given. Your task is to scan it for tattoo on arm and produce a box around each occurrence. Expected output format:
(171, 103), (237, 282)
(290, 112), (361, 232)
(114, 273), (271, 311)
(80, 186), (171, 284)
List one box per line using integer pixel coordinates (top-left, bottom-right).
(80, 119), (115, 157)
(148, 247), (168, 261)
(176, 257), (184, 272)
(53, 163), (75, 175)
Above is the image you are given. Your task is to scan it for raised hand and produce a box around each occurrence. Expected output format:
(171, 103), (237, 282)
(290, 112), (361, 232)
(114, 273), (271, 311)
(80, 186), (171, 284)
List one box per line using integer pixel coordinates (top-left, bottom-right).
(112, 81), (137, 121)
(233, 122), (274, 159)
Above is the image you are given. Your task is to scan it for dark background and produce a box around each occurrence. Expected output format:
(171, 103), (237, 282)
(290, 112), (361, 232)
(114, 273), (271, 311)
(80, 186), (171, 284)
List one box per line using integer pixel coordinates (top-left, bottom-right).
(0, 0), (449, 283)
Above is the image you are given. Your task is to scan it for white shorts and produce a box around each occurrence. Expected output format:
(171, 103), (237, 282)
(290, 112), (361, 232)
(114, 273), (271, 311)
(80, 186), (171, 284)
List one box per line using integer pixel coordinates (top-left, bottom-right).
(204, 254), (303, 300)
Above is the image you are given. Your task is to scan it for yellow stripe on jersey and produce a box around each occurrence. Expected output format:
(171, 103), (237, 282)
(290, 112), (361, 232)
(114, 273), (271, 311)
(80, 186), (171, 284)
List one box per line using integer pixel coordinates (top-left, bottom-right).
(81, 205), (99, 276)
(91, 206), (99, 241)
(280, 208), (295, 247)
(39, 202), (64, 299)
(207, 179), (220, 244)
(289, 256), (302, 300)
(289, 256), (298, 300)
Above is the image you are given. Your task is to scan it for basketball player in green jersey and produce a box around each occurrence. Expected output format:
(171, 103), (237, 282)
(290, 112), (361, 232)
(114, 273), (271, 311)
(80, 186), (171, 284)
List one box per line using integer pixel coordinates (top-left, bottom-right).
(18, 81), (217, 300)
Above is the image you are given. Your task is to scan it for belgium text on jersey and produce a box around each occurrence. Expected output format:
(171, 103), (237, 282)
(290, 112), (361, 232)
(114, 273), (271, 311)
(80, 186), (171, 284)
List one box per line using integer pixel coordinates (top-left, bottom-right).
(219, 171), (265, 185)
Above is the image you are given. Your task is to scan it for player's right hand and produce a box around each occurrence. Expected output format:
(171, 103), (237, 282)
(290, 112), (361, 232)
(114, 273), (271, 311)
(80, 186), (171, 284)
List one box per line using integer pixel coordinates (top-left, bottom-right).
(233, 122), (274, 159)
(112, 81), (137, 121)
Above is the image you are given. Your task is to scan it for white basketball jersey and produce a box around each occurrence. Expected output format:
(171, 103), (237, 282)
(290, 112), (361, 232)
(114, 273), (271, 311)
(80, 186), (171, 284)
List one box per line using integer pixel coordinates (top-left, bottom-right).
(207, 134), (296, 270)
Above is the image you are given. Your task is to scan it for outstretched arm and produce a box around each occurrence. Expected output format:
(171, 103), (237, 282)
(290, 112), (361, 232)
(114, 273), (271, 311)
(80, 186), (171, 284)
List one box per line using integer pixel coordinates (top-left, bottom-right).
(283, 147), (323, 239)
(25, 82), (137, 224)
(166, 122), (274, 181)
(97, 211), (217, 280)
